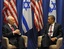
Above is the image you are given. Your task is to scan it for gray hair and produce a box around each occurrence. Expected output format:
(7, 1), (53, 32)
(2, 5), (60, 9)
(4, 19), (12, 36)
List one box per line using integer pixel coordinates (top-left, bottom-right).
(7, 16), (14, 21)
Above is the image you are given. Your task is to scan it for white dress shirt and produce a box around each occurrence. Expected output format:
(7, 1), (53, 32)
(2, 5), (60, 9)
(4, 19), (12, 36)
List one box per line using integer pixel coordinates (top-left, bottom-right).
(48, 23), (55, 37)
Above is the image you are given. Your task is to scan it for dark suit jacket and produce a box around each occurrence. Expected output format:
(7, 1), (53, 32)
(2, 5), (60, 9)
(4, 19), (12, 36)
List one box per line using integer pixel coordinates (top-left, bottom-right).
(41, 23), (63, 47)
(44, 23), (63, 38)
(2, 24), (21, 46)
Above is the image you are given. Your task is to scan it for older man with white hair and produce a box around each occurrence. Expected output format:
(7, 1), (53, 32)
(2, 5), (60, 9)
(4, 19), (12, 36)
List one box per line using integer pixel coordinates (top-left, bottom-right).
(2, 16), (25, 49)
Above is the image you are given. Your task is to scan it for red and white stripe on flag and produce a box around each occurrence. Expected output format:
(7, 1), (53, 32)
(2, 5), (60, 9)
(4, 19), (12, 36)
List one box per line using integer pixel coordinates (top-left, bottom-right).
(31, 0), (44, 31)
(2, 0), (18, 27)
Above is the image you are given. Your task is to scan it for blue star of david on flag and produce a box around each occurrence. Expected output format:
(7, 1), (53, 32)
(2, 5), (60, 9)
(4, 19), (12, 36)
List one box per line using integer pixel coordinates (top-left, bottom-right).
(49, 1), (56, 12)
(23, 0), (30, 10)
(48, 0), (57, 22)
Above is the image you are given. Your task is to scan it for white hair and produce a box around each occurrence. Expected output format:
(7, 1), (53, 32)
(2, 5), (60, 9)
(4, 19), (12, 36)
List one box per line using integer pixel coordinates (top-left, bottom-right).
(7, 16), (14, 21)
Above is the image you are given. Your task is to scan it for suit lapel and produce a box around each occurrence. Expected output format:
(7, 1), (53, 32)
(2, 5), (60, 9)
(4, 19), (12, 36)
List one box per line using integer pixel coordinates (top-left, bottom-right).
(6, 24), (13, 31)
(53, 23), (57, 35)
(47, 24), (50, 33)
(12, 25), (17, 30)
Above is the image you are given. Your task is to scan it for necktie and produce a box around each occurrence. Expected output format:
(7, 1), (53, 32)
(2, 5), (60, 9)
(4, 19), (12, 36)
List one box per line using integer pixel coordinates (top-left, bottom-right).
(10, 26), (14, 31)
(49, 25), (52, 36)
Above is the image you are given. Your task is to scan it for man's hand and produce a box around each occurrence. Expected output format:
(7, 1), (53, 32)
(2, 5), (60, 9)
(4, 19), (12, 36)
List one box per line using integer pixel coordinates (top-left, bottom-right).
(51, 37), (57, 41)
(13, 29), (20, 35)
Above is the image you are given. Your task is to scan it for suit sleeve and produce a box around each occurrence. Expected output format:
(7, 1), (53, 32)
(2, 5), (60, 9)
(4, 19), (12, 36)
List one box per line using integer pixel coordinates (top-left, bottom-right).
(2, 25), (14, 38)
(57, 24), (63, 38)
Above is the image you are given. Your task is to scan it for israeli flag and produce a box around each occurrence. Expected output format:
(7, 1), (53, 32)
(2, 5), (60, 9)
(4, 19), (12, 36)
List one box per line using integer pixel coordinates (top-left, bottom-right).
(22, 0), (33, 33)
(48, 0), (56, 22)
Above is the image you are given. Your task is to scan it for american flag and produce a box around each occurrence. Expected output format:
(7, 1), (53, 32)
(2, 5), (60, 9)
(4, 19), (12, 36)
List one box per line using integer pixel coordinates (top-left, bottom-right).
(2, 0), (18, 27)
(31, 0), (44, 31)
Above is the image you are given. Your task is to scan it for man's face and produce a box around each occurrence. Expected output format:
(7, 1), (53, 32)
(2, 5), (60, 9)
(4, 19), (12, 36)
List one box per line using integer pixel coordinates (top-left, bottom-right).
(48, 17), (54, 24)
(9, 18), (15, 25)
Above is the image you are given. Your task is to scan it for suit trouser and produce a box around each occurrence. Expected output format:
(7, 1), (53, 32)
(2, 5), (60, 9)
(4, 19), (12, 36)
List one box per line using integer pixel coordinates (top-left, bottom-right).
(17, 36), (25, 49)
(41, 34), (56, 49)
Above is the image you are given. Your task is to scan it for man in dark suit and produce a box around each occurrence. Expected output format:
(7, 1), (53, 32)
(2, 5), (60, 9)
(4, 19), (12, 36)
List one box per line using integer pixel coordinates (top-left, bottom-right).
(41, 15), (63, 49)
(2, 16), (25, 49)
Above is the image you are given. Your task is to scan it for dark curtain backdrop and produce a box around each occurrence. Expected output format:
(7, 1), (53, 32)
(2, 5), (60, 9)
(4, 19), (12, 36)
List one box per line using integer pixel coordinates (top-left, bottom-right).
(0, 0), (3, 40)
(0, 0), (3, 48)
(0, 0), (64, 49)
